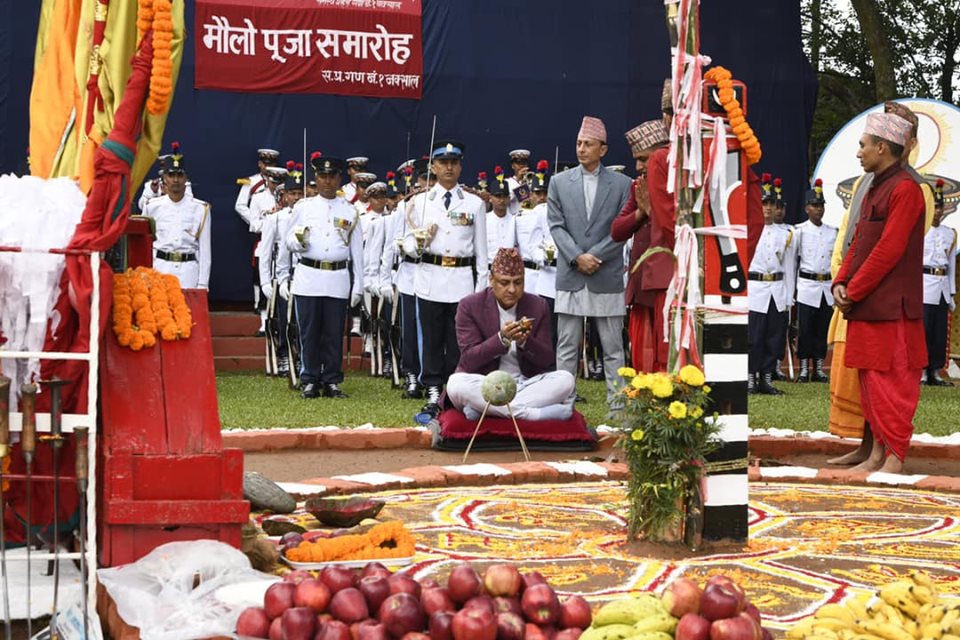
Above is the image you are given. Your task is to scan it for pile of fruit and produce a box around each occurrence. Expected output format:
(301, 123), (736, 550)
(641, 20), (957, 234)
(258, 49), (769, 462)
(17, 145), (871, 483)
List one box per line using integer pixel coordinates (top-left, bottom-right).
(582, 575), (771, 640)
(786, 570), (960, 640)
(236, 561), (593, 639)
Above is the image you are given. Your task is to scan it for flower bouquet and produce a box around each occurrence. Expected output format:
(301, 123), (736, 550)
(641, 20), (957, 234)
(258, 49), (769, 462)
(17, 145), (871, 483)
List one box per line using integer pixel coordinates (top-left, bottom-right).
(615, 364), (721, 543)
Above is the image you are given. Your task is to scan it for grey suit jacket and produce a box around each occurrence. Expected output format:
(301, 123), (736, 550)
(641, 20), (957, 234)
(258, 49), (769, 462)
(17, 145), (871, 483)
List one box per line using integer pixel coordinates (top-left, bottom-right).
(547, 164), (632, 294)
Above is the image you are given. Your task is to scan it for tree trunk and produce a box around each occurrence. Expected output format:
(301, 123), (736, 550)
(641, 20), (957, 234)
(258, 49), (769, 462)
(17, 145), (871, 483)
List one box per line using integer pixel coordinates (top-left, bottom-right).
(940, 19), (959, 103)
(809, 0), (822, 72)
(850, 0), (898, 101)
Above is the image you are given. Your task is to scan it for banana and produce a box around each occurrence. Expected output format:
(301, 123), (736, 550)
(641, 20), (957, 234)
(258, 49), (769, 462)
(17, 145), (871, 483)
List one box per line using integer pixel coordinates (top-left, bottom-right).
(881, 604), (906, 626)
(814, 618), (857, 633)
(909, 571), (936, 591)
(580, 624), (637, 640)
(904, 620), (920, 640)
(920, 622), (944, 639)
(629, 632), (674, 640)
(593, 597), (664, 627)
(819, 605), (859, 625)
(849, 635), (891, 640)
(926, 606), (947, 625)
(848, 595), (873, 621)
(941, 609), (960, 633)
(883, 594), (922, 621)
(858, 619), (917, 640)
(912, 586), (940, 606)
(810, 629), (841, 640)
(632, 614), (678, 635)
(941, 635), (960, 640)
(787, 617), (817, 639)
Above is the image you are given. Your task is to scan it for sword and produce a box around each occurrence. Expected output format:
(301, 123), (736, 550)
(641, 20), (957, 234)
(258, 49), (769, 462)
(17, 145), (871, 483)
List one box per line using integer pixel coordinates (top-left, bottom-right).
(0, 376), (12, 640)
(20, 382), (37, 638)
(39, 378), (68, 638)
(706, 114), (746, 294)
(388, 287), (402, 387)
(74, 427), (90, 640)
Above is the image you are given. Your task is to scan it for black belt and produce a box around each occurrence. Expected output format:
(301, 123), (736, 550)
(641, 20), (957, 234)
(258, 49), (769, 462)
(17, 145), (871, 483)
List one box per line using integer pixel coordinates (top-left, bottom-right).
(156, 250), (196, 263)
(748, 271), (783, 282)
(523, 260), (540, 271)
(544, 258), (557, 267)
(403, 255), (421, 265)
(799, 271), (831, 282)
(923, 266), (947, 276)
(421, 253), (476, 268)
(300, 258), (348, 271)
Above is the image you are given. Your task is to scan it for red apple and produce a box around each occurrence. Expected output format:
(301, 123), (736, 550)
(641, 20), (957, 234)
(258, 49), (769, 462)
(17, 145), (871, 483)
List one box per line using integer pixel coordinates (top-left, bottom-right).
(419, 578), (440, 590)
(269, 616), (283, 640)
(521, 571), (547, 591)
(676, 613), (712, 640)
(303, 531), (332, 542)
(421, 587), (456, 616)
(236, 606), (272, 638)
(452, 606), (497, 640)
(700, 584), (745, 621)
(362, 563), (393, 579)
(283, 607), (318, 640)
(744, 603), (762, 626)
(358, 576), (392, 613)
(378, 592), (426, 639)
(524, 623), (556, 640)
(495, 612), (525, 640)
(388, 574), (422, 599)
(493, 597), (522, 617)
(400, 634), (430, 640)
(521, 584), (560, 626)
(329, 588), (370, 623)
(464, 595), (496, 615)
(447, 563), (483, 604)
(285, 570), (316, 585)
(710, 613), (761, 640)
(761, 628), (773, 640)
(483, 564), (523, 598)
(555, 630), (582, 640)
(662, 578), (704, 618)
(296, 579), (333, 613)
(706, 576), (747, 604)
(558, 595), (592, 630)
(282, 532), (305, 550)
(264, 582), (297, 619)
(322, 567), (359, 594)
(357, 620), (389, 640)
(317, 620), (352, 640)
(429, 611), (455, 640)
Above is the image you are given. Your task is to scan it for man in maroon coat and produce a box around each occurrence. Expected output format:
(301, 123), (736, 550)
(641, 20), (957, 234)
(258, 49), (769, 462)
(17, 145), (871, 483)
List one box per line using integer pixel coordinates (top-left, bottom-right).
(833, 112), (927, 474)
(446, 248), (576, 421)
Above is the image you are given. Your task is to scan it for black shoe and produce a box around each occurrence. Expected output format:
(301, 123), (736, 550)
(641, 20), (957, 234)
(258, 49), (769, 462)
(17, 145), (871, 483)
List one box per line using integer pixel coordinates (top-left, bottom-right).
(927, 370), (953, 386)
(796, 365), (809, 383)
(758, 373), (785, 396)
(420, 386), (442, 415)
(255, 330), (266, 338)
(402, 374), (423, 399)
(278, 357), (290, 376)
(323, 383), (348, 398)
(301, 383), (320, 399)
(772, 369), (787, 382)
(747, 373), (757, 394)
(382, 361), (394, 379)
(589, 362), (604, 381)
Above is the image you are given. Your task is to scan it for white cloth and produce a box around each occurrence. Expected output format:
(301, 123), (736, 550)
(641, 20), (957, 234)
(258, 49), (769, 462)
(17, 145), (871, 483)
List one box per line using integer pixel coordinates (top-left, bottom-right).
(234, 172), (266, 230)
(445, 370), (576, 421)
(923, 225), (957, 308)
(497, 304), (521, 378)
(248, 188), (279, 234)
(285, 195), (363, 300)
(138, 179), (192, 212)
(506, 176), (523, 217)
(581, 165), (599, 219)
(258, 206), (295, 292)
(363, 210), (387, 294)
(342, 181), (358, 203)
(381, 206), (415, 296)
(143, 194), (212, 289)
(747, 223), (796, 313)
(402, 184), (488, 303)
(486, 210), (517, 260)
(515, 206), (544, 293)
(794, 220), (837, 307)
(555, 288), (624, 317)
(534, 204), (557, 299)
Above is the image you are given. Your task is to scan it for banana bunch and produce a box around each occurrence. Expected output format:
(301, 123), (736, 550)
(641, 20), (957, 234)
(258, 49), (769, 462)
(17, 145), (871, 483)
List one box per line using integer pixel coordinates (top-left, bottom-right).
(581, 594), (678, 640)
(786, 571), (960, 640)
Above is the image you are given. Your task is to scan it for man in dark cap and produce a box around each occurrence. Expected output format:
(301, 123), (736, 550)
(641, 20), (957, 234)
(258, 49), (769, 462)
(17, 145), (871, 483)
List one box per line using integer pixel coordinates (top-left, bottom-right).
(921, 179), (955, 386)
(343, 156), (370, 203)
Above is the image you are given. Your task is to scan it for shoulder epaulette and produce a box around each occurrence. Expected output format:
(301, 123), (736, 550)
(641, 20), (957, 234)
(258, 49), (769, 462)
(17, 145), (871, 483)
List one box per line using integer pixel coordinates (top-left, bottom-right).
(785, 228), (794, 249)
(236, 178), (250, 186)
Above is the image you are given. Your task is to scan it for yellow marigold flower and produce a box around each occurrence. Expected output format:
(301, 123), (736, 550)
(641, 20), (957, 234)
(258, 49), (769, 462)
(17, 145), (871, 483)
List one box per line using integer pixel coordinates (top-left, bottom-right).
(631, 374), (652, 390)
(679, 365), (705, 387)
(703, 385), (711, 394)
(668, 401), (687, 419)
(631, 429), (645, 441)
(690, 406), (704, 419)
(618, 366), (637, 378)
(651, 377), (674, 398)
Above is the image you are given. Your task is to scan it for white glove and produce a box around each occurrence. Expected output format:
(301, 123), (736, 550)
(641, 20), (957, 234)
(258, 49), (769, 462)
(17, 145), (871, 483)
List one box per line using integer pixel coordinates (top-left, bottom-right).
(380, 285), (394, 300)
(278, 281), (290, 301)
(261, 284), (271, 299)
(350, 292), (362, 308)
(364, 281), (378, 297)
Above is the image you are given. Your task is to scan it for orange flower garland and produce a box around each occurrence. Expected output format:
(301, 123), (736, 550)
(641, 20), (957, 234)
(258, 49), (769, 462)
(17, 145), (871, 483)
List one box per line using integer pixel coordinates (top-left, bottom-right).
(137, 0), (175, 115)
(285, 521), (416, 563)
(704, 66), (762, 165)
(112, 267), (192, 350)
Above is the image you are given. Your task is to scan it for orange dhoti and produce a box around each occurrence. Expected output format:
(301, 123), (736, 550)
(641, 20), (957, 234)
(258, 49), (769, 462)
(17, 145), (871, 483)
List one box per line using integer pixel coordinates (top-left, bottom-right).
(827, 307), (864, 438)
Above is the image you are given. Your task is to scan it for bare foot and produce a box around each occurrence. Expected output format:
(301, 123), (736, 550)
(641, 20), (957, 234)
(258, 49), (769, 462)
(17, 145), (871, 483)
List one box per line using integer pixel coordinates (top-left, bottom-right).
(876, 456), (904, 474)
(850, 453), (884, 473)
(827, 448), (869, 465)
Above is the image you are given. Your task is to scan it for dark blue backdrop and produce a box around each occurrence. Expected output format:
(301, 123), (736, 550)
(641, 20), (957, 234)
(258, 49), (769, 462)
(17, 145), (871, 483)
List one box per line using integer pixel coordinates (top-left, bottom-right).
(0, 1), (816, 301)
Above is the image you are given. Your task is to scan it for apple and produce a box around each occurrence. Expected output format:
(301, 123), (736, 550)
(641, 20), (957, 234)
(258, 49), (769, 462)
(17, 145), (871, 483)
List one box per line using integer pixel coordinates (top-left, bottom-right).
(495, 612), (525, 640)
(706, 576), (747, 604)
(421, 587), (456, 616)
(282, 532), (305, 550)
(419, 578), (440, 590)
(493, 597), (522, 617)
(264, 582), (297, 619)
(676, 613), (712, 640)
(464, 595), (496, 615)
(236, 606), (272, 638)
(329, 588), (370, 623)
(447, 563), (483, 604)
(558, 595), (592, 630)
(521, 571), (547, 591)
(700, 584), (745, 621)
(744, 603), (762, 626)
(357, 620), (389, 640)
(400, 634), (430, 640)
(452, 606), (497, 640)
(296, 579), (333, 613)
(662, 578), (704, 618)
(322, 567), (359, 594)
(283, 607), (318, 640)
(388, 574), (422, 599)
(761, 628), (773, 640)
(555, 630), (583, 640)
(269, 616), (283, 640)
(285, 570), (315, 585)
(429, 611), (455, 640)
(317, 620), (352, 640)
(521, 584), (561, 626)
(359, 576), (392, 613)
(710, 613), (761, 640)
(378, 592), (426, 639)
(483, 564), (523, 598)
(362, 563), (393, 579)
(524, 623), (556, 640)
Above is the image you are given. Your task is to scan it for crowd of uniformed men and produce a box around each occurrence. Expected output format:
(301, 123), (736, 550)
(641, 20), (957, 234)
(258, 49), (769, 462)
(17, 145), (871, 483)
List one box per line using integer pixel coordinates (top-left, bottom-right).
(136, 87), (956, 418)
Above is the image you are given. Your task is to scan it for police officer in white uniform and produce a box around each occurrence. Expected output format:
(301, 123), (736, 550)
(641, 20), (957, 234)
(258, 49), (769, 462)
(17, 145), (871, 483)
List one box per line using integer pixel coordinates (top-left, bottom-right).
(143, 143), (212, 290)
(747, 176), (796, 395)
(236, 148), (280, 326)
(360, 181), (393, 376)
(138, 154), (193, 212)
(485, 175), (517, 259)
(283, 154), (363, 399)
(793, 180), (837, 383)
(530, 165), (559, 348)
(402, 140), (488, 413)
(506, 149), (531, 217)
(342, 157), (370, 204)
(516, 161), (549, 305)
(922, 180), (956, 386)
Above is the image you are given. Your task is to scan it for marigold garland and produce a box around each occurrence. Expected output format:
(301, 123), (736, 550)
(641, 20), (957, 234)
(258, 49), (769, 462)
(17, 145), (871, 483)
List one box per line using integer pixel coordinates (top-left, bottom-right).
(704, 66), (762, 166)
(112, 267), (192, 351)
(137, 0), (175, 115)
(285, 521), (416, 563)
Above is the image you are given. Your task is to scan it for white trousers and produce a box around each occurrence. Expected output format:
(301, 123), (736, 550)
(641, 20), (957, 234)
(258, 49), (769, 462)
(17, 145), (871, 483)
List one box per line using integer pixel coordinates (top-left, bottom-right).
(446, 370), (576, 420)
(153, 257), (199, 289)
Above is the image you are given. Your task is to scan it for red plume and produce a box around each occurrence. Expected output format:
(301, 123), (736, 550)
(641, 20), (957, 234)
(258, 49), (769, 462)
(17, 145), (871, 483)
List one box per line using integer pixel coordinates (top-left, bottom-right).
(386, 171), (396, 179)
(937, 178), (945, 187)
(311, 151), (322, 160)
(761, 172), (771, 182)
(171, 141), (180, 152)
(537, 159), (549, 171)
(494, 165), (503, 175)
(296, 163), (303, 171)
(404, 166), (413, 175)
(814, 178), (823, 187)
(773, 177), (782, 187)
(478, 172), (487, 180)
(286, 160), (295, 170)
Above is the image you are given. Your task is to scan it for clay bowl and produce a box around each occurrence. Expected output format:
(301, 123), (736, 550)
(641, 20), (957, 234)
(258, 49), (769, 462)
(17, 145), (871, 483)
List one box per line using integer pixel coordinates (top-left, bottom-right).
(305, 496), (385, 527)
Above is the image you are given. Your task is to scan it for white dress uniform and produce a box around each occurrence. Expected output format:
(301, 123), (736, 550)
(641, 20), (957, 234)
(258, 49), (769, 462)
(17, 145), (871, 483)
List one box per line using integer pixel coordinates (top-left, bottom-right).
(381, 202), (421, 382)
(342, 181), (358, 204)
(144, 194), (212, 290)
(923, 225), (957, 308)
(258, 205), (295, 295)
(285, 196), (363, 300)
(748, 222), (796, 377)
(485, 210), (517, 262)
(506, 176), (523, 217)
(235, 172), (267, 230)
(248, 187), (279, 234)
(794, 219), (837, 367)
(534, 203), (557, 299)
(138, 178), (192, 212)
(515, 206), (545, 293)
(362, 209), (387, 294)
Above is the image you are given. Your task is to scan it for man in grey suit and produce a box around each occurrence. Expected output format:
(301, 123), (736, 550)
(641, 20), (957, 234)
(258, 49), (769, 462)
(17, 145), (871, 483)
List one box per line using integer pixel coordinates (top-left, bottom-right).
(548, 116), (632, 407)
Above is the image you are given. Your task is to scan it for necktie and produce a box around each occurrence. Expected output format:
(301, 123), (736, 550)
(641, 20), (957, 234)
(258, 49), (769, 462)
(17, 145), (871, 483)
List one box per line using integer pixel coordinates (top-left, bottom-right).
(443, 191), (452, 210)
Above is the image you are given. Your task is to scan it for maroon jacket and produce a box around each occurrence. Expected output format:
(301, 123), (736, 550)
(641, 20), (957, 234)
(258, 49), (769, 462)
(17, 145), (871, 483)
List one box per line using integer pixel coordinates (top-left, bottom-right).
(454, 289), (555, 377)
(610, 186), (655, 306)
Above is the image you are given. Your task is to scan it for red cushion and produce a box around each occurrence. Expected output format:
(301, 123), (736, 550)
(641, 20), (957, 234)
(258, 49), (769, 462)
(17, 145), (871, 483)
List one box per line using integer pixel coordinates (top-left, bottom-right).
(437, 408), (593, 442)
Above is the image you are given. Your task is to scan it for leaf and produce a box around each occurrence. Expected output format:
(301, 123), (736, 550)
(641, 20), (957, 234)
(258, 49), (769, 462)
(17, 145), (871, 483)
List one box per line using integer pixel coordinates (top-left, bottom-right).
(630, 246), (676, 273)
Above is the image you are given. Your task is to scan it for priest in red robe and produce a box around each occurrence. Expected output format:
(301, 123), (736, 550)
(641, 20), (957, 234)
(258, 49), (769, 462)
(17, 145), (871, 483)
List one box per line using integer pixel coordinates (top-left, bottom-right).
(833, 112), (927, 473)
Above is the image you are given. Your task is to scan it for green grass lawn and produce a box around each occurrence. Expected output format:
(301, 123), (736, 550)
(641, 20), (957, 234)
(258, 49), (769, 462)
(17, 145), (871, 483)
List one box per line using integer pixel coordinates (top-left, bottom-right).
(217, 371), (957, 436)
